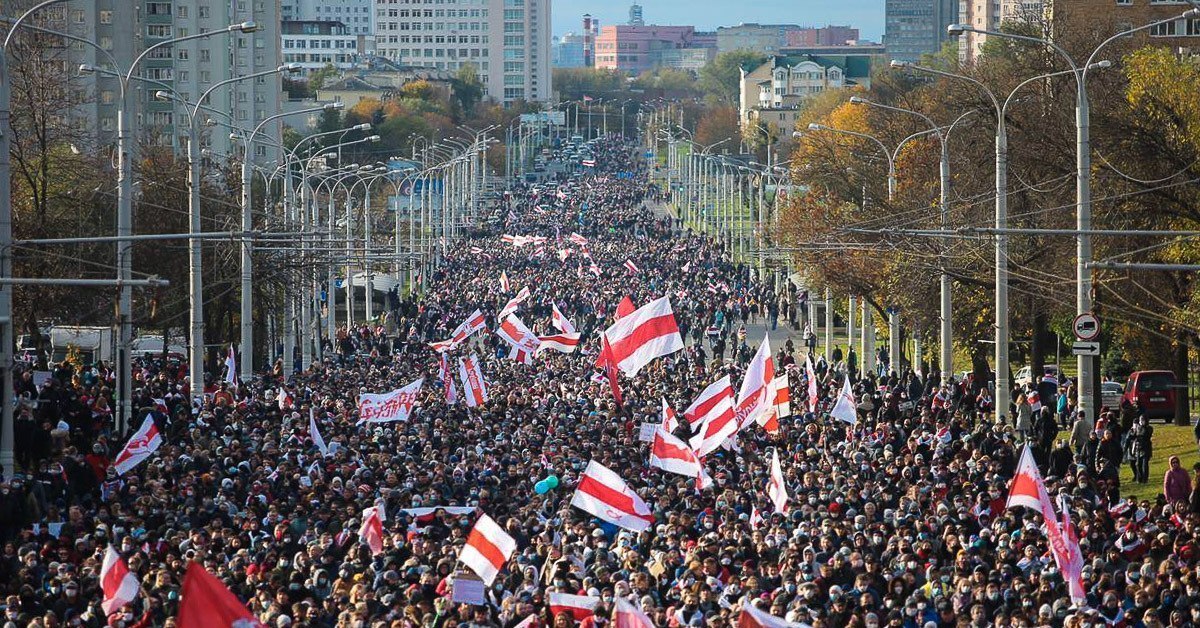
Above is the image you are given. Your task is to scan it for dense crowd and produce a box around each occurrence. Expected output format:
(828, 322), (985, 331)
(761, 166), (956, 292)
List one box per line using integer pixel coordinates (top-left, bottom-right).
(2, 137), (1200, 628)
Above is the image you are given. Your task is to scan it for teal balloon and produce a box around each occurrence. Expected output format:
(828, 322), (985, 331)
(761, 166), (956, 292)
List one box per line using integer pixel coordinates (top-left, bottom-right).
(546, 475), (559, 489)
(534, 480), (550, 495)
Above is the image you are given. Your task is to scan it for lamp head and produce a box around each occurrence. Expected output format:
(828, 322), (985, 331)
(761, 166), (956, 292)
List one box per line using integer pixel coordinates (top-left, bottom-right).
(792, 131), (803, 138)
(235, 21), (259, 33)
(153, 90), (172, 101)
(889, 60), (910, 69)
(849, 96), (865, 104)
(355, 123), (372, 132)
(1184, 8), (1200, 17)
(807, 123), (822, 131)
(367, 135), (381, 142)
(78, 64), (97, 75)
(947, 23), (967, 36)
(280, 63), (302, 73)
(324, 102), (345, 110)
(1088, 60), (1112, 70)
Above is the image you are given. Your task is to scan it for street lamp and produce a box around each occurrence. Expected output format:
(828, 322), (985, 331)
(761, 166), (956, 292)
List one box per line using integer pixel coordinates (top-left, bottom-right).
(945, 8), (1196, 422)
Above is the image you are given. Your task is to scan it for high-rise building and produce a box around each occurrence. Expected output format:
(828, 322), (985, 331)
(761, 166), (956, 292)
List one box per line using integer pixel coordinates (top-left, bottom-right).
(373, 0), (552, 104)
(716, 24), (800, 54)
(884, 0), (958, 63)
(1046, 0), (1195, 49)
(553, 33), (586, 67)
(628, 3), (644, 27)
(582, 14), (599, 67)
(32, 0), (283, 165)
(282, 21), (362, 74)
(282, 0), (375, 37)
(594, 25), (713, 74)
(785, 25), (861, 47)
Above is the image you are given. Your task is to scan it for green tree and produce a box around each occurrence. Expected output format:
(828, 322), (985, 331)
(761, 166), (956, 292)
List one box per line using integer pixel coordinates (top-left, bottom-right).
(308, 63), (339, 91)
(697, 51), (767, 105)
(452, 63), (485, 115)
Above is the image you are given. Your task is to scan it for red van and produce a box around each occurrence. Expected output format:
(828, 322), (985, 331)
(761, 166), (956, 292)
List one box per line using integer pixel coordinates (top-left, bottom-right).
(1122, 370), (1178, 422)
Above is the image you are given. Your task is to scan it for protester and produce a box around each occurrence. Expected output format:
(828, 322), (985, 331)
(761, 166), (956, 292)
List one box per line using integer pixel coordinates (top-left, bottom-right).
(0, 135), (1196, 627)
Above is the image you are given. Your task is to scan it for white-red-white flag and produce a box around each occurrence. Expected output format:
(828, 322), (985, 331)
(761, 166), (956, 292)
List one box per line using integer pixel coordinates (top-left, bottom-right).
(602, 296), (683, 376)
(552, 303), (576, 334)
(661, 398), (679, 433)
(459, 513), (517, 586)
(830, 375), (857, 424)
(739, 599), (805, 627)
(805, 356), (819, 411)
(649, 426), (711, 489)
(499, 287), (531, 320)
(500, 271), (511, 293)
(223, 345), (236, 387)
(569, 232), (588, 246)
(177, 562), (264, 628)
(457, 354), (488, 408)
(112, 414), (163, 476)
(440, 353), (459, 406)
(772, 375), (791, 420)
(570, 460), (654, 532)
(549, 592), (599, 621)
(497, 314), (542, 365)
(613, 599), (655, 628)
(736, 339), (775, 431)
(359, 506), (384, 556)
(749, 506), (763, 528)
(310, 408), (330, 457)
(100, 545), (139, 616)
(767, 449), (789, 514)
(1007, 445), (1084, 603)
(277, 388), (292, 410)
(687, 376), (737, 458)
(538, 332), (581, 354)
(623, 259), (640, 275)
(431, 309), (488, 353)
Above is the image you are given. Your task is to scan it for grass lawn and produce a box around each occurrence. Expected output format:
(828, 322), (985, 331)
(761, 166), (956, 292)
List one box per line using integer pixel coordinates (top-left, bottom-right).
(1071, 424), (1200, 500)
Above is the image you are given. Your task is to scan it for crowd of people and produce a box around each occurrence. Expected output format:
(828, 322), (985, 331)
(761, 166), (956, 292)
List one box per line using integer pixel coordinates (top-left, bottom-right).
(2, 136), (1200, 628)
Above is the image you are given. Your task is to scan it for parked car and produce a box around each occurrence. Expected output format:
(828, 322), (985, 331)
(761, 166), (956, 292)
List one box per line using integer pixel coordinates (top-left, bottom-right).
(1016, 364), (1061, 387)
(1101, 381), (1124, 411)
(1122, 370), (1178, 422)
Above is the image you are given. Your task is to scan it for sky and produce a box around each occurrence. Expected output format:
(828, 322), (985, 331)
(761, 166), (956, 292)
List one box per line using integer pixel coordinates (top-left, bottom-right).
(551, 0), (885, 41)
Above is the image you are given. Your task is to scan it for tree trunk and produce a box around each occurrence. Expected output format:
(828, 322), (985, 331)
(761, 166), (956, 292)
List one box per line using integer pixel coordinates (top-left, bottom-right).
(1174, 326), (1190, 426)
(1030, 307), (1047, 378)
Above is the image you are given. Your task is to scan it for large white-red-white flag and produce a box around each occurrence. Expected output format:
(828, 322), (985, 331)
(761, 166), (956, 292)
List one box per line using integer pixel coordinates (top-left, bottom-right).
(497, 314), (542, 365)
(499, 286), (531, 319)
(830, 375), (857, 424)
(570, 460), (654, 532)
(739, 599), (805, 627)
(458, 354), (488, 408)
(552, 303), (576, 334)
(357, 378), (424, 424)
(767, 450), (789, 514)
(459, 513), (517, 586)
(734, 339), (775, 431)
(359, 506), (384, 556)
(549, 592), (599, 621)
(538, 332), (581, 354)
(431, 309), (488, 353)
(687, 376), (737, 458)
(112, 414), (163, 476)
(661, 398), (679, 433)
(623, 259), (640, 275)
(772, 375), (791, 420)
(177, 562), (264, 628)
(613, 599), (655, 628)
(100, 545), (139, 616)
(569, 232), (588, 246)
(650, 425), (706, 482)
(1007, 445), (1085, 603)
(602, 296), (683, 376)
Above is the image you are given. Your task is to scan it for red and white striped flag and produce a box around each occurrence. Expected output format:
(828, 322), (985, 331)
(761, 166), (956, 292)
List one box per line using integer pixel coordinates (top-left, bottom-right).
(570, 460), (654, 532)
(538, 332), (581, 354)
(359, 506), (384, 556)
(497, 314), (541, 365)
(773, 375), (791, 420)
(500, 271), (511, 293)
(1008, 445), (1084, 602)
(459, 513), (517, 586)
(440, 353), (458, 406)
(749, 506), (763, 528)
(615, 295), (636, 321)
(498, 286), (531, 320)
(831, 375), (857, 424)
(739, 599), (804, 627)
(735, 339), (775, 431)
(549, 592), (599, 620)
(557, 248), (572, 262)
(661, 398), (679, 433)
(613, 599), (655, 628)
(552, 303), (576, 334)
(623, 259), (640, 275)
(177, 562), (263, 628)
(805, 356), (819, 411)
(433, 309), (488, 353)
(277, 387), (292, 410)
(767, 450), (789, 514)
(596, 333), (624, 407)
(457, 353), (488, 408)
(650, 426), (709, 488)
(100, 545), (139, 616)
(601, 296), (683, 377)
(470, 246), (484, 255)
(569, 232), (588, 246)
(588, 262), (602, 277)
(687, 376), (737, 458)
(112, 414), (163, 476)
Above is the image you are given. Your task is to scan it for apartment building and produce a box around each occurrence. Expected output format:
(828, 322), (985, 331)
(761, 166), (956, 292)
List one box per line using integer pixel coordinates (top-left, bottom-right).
(1048, 0), (1200, 48)
(282, 21), (362, 74)
(282, 0), (375, 37)
(594, 25), (713, 73)
(738, 53), (875, 129)
(884, 0), (959, 62)
(785, 26), (862, 47)
(716, 23), (800, 54)
(373, 0), (552, 104)
(31, 0), (283, 165)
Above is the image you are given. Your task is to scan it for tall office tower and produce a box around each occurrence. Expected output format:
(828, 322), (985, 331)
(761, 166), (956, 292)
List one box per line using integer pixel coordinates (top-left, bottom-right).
(374, 0), (552, 104)
(628, 3), (644, 26)
(884, 0), (958, 63)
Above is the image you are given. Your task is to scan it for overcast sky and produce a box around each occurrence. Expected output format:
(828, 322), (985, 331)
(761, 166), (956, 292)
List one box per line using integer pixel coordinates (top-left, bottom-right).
(552, 0), (884, 41)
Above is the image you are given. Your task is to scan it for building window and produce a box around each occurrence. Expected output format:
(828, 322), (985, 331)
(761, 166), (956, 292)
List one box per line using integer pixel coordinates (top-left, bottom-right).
(177, 5), (189, 17)
(147, 25), (171, 38)
(99, 10), (113, 24)
(1150, 20), (1177, 36)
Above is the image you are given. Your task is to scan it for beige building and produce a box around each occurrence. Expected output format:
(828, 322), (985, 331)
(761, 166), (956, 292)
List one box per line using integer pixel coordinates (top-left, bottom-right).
(1047, 0), (1200, 48)
(958, 0), (1046, 63)
(738, 54), (874, 129)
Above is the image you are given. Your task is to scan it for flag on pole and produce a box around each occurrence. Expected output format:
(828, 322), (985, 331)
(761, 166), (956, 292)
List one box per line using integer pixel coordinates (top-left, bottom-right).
(500, 271), (511, 293)
(498, 287), (532, 320)
(805, 357), (819, 411)
(177, 562), (264, 628)
(549, 592), (599, 621)
(570, 460), (654, 532)
(457, 353), (488, 408)
(100, 545), (139, 616)
(649, 426), (709, 488)
(601, 296), (683, 376)
(687, 376), (737, 458)
(552, 303), (576, 334)
(1007, 445), (1085, 603)
(459, 513), (517, 586)
(830, 376), (857, 424)
(223, 345), (236, 387)
(112, 414), (163, 476)
(537, 332), (581, 354)
(767, 449), (789, 514)
(623, 259), (640, 275)
(596, 333), (624, 407)
(772, 375), (791, 419)
(359, 506), (385, 556)
(310, 408), (330, 457)
(497, 314), (542, 365)
(440, 353), (459, 405)
(735, 339), (775, 430)
(661, 398), (679, 433)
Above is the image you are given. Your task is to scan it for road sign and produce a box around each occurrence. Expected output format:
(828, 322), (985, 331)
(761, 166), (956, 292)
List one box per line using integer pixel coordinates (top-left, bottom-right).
(1072, 341), (1100, 356)
(1073, 312), (1100, 341)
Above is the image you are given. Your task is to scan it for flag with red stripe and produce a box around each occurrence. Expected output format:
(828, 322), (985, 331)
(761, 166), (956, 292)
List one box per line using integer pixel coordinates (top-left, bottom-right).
(767, 450), (789, 514)
(615, 295), (636, 320)
(440, 353), (458, 406)
(359, 506), (385, 556)
(457, 353), (488, 407)
(661, 398), (679, 433)
(496, 314), (541, 365)
(650, 426), (709, 488)
(613, 599), (655, 628)
(459, 513), (517, 586)
(735, 339), (775, 431)
(602, 296), (683, 376)
(623, 259), (640, 275)
(549, 592), (599, 621)
(552, 303), (576, 334)
(569, 232), (588, 246)
(739, 599), (805, 627)
(687, 376), (737, 458)
(570, 460), (654, 532)
(500, 271), (510, 293)
(100, 545), (139, 616)
(596, 333), (624, 406)
(499, 286), (531, 320)
(538, 332), (581, 354)
(805, 356), (819, 411)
